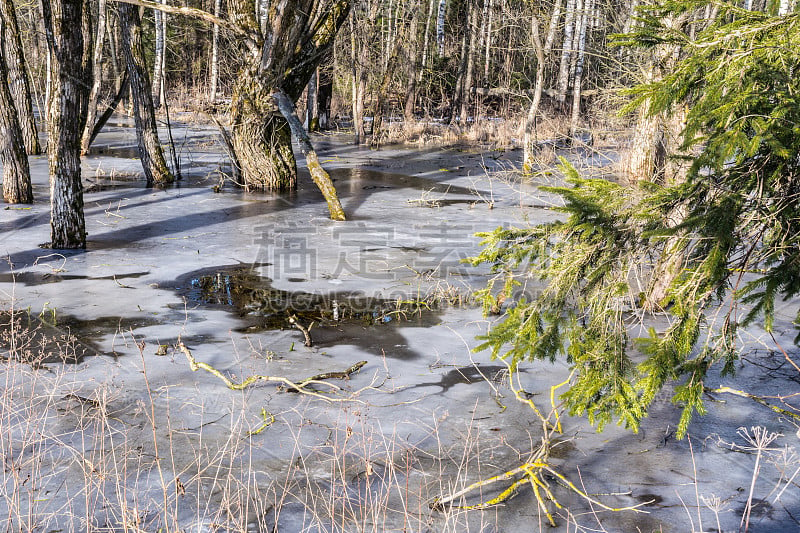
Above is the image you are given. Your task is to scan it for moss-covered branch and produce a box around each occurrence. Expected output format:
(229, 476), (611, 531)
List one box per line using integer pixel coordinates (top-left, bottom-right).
(178, 342), (365, 399)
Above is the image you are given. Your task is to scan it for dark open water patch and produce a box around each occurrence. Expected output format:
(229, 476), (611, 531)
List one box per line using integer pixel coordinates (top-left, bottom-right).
(169, 263), (467, 359)
(171, 263), (442, 329)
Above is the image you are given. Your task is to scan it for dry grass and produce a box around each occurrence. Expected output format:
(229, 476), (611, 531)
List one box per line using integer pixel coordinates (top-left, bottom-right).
(3, 302), (796, 532)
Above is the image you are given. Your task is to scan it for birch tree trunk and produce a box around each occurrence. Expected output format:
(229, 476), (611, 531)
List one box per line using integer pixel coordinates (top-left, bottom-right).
(436, 0), (446, 55)
(118, 2), (173, 185)
(0, 0), (41, 155)
(0, 16), (32, 203)
(41, 0), (92, 249)
(556, 0), (576, 105)
(420, 0), (435, 69)
(209, 0), (221, 102)
(152, 0), (165, 108)
(568, 0), (588, 140)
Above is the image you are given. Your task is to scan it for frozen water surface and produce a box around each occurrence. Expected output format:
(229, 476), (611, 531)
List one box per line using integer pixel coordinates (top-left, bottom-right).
(1, 116), (799, 532)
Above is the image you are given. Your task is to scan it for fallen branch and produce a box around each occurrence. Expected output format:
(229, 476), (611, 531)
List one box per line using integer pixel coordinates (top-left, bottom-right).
(111, 0), (259, 50)
(284, 361), (367, 392)
(178, 342), (366, 400)
(706, 386), (800, 421)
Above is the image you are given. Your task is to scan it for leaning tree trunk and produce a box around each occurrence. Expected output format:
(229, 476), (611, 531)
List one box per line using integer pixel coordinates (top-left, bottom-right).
(118, 2), (173, 185)
(41, 0), (92, 248)
(273, 90), (344, 220)
(81, 0), (107, 154)
(0, 0), (42, 155)
(0, 18), (32, 203)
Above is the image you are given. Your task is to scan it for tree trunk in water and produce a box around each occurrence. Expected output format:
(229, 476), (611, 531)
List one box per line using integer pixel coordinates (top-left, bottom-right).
(41, 0), (92, 249)
(0, 18), (32, 203)
(118, 2), (173, 185)
(230, 65), (296, 190)
(81, 0), (107, 154)
(272, 90), (345, 220)
(1, 0), (41, 155)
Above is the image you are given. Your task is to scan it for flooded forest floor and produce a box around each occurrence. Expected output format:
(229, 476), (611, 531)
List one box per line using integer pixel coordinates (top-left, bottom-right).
(1, 116), (799, 532)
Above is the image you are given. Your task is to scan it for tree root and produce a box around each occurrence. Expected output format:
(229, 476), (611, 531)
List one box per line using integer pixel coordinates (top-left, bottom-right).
(431, 364), (649, 526)
(431, 438), (650, 526)
(178, 342), (366, 400)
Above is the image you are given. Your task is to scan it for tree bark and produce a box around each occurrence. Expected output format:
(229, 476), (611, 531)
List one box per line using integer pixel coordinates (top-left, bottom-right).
(81, 0), (107, 154)
(0, 16), (32, 203)
(209, 0), (221, 102)
(458, 1), (478, 124)
(317, 64), (333, 129)
(304, 67), (318, 131)
(272, 89), (345, 221)
(372, 35), (401, 145)
(568, 0), (588, 140)
(436, 0), (445, 55)
(1, 0), (41, 155)
(556, 0), (576, 105)
(117, 2), (173, 185)
(403, 0), (422, 124)
(522, 12), (545, 174)
(152, 0), (165, 107)
(230, 65), (297, 190)
(41, 0), (92, 249)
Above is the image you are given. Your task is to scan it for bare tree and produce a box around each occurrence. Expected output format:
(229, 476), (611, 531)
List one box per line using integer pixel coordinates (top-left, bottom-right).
(0, 0), (41, 154)
(117, 2), (173, 185)
(81, 0), (107, 154)
(41, 0), (93, 248)
(0, 12), (32, 203)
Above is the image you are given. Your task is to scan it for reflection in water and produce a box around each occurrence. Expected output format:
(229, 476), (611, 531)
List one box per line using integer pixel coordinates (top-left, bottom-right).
(175, 264), (446, 331)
